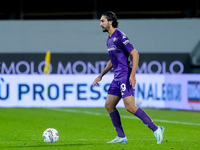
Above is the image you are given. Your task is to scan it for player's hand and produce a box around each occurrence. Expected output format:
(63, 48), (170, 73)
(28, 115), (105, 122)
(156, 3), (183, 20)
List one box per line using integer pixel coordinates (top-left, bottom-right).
(129, 75), (136, 88)
(93, 76), (102, 87)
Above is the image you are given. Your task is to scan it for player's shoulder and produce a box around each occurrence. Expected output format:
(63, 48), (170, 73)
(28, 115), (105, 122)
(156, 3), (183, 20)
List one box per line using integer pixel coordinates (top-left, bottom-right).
(115, 29), (133, 47)
(116, 29), (129, 40)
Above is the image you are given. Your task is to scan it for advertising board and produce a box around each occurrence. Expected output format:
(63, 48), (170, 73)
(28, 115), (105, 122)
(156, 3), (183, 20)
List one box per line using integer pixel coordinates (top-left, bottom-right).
(0, 53), (190, 74)
(0, 74), (199, 111)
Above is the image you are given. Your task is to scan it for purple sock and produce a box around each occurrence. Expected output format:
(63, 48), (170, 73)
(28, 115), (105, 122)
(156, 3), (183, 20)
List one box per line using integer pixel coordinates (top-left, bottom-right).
(134, 108), (158, 132)
(109, 109), (125, 137)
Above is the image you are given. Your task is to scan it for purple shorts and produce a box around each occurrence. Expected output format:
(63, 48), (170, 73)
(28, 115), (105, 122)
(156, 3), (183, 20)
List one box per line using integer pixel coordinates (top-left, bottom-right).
(107, 77), (135, 98)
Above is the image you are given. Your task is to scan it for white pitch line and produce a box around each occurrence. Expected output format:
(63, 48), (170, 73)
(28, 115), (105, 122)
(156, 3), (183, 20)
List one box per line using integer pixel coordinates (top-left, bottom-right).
(50, 108), (200, 126)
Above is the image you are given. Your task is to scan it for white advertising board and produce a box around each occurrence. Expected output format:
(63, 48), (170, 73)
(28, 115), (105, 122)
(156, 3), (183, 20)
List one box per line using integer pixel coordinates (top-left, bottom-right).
(0, 74), (199, 111)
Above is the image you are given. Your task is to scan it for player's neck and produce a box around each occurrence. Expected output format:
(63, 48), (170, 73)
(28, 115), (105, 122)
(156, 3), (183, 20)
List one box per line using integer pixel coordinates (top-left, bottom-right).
(108, 28), (117, 37)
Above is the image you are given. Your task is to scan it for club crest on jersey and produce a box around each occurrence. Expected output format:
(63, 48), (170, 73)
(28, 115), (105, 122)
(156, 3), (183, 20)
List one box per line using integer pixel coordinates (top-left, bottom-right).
(113, 37), (116, 42)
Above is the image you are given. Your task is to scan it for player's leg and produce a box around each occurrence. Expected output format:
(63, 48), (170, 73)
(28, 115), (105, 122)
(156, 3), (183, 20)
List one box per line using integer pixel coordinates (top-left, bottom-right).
(105, 80), (127, 143)
(120, 75), (164, 144)
(105, 94), (127, 142)
(123, 96), (158, 131)
(123, 96), (164, 144)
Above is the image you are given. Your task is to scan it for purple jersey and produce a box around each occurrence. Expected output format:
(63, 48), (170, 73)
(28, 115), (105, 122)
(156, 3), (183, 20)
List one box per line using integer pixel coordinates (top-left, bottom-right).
(106, 29), (134, 80)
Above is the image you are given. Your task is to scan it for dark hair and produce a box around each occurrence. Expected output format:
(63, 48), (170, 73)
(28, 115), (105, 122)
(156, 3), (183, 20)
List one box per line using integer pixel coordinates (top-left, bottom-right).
(102, 11), (118, 28)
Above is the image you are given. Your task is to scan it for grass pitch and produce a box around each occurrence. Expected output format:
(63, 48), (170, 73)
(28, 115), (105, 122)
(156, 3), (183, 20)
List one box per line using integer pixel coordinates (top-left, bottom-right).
(0, 107), (199, 150)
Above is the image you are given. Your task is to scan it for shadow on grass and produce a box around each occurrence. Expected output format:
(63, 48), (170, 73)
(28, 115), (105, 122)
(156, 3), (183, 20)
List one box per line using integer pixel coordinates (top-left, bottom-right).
(0, 143), (96, 149)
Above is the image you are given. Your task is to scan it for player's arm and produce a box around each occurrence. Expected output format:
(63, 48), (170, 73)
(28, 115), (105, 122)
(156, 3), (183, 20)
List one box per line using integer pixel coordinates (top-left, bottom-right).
(93, 60), (113, 87)
(129, 49), (139, 88)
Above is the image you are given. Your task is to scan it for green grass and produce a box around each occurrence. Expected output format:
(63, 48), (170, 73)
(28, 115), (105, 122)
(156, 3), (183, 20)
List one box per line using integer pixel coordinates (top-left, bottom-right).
(0, 107), (200, 150)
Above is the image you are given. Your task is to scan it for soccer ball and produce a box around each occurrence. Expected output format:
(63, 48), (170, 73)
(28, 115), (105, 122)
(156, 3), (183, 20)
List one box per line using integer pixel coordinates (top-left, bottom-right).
(42, 128), (59, 143)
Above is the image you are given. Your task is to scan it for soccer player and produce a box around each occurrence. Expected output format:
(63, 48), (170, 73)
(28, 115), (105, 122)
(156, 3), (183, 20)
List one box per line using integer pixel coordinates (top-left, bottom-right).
(93, 11), (164, 144)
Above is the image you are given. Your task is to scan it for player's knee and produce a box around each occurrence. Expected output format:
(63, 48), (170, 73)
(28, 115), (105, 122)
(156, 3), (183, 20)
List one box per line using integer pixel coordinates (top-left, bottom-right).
(105, 102), (111, 110)
(105, 102), (115, 112)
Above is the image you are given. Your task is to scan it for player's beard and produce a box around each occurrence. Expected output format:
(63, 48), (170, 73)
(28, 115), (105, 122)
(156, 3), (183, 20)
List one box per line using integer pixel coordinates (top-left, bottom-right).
(101, 26), (107, 32)
(102, 28), (107, 32)
(101, 24), (110, 33)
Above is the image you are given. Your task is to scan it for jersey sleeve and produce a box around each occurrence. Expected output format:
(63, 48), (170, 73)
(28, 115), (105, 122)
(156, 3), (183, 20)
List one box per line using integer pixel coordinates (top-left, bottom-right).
(119, 35), (134, 53)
